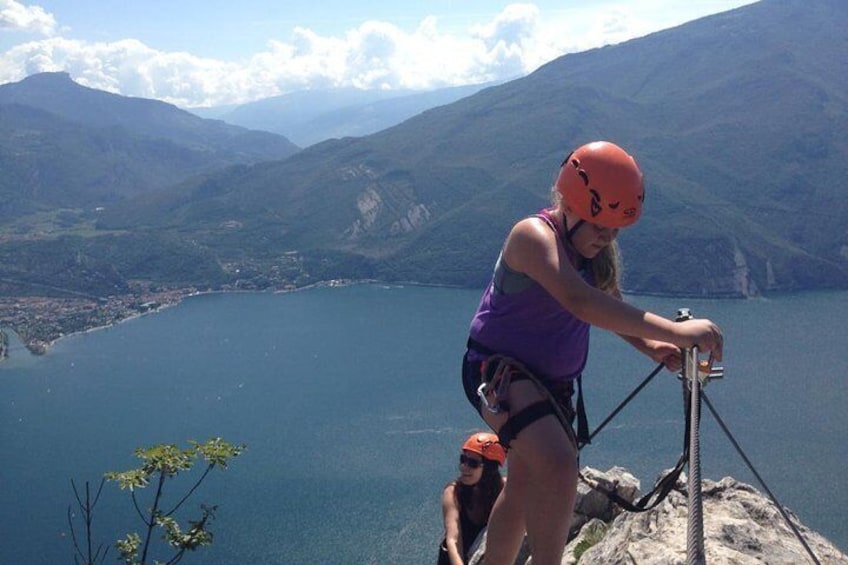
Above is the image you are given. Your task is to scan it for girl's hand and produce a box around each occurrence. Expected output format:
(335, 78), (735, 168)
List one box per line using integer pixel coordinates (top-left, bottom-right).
(644, 340), (682, 372)
(678, 319), (724, 361)
(619, 335), (682, 371)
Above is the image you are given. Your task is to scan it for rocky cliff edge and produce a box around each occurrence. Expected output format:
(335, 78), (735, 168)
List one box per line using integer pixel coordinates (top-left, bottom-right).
(469, 466), (847, 565)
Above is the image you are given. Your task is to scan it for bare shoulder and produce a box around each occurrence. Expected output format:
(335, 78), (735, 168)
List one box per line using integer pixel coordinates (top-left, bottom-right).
(504, 216), (557, 271)
(508, 216), (554, 242)
(442, 482), (457, 499)
(442, 482), (458, 509)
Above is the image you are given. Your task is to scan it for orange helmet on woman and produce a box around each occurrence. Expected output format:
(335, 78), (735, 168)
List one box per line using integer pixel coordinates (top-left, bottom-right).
(555, 141), (645, 228)
(462, 432), (506, 465)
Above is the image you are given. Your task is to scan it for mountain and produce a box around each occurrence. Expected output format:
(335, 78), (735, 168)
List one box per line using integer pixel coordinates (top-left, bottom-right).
(96, 0), (848, 297)
(0, 72), (300, 156)
(204, 83), (497, 147)
(0, 72), (299, 217)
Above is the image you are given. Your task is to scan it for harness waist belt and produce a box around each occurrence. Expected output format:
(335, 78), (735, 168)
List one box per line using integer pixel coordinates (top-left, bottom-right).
(467, 337), (591, 446)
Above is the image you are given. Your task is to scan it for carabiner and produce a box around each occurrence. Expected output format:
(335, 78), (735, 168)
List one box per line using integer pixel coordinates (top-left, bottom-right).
(477, 382), (503, 414)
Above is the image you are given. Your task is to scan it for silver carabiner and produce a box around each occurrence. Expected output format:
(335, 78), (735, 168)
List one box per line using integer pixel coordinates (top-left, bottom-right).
(477, 382), (503, 414)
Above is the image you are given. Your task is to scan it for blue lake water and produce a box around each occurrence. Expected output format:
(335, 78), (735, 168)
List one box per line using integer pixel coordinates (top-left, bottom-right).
(1, 285), (846, 564)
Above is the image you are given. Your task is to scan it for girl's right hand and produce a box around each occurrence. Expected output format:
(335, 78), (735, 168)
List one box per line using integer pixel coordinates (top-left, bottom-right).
(678, 319), (724, 361)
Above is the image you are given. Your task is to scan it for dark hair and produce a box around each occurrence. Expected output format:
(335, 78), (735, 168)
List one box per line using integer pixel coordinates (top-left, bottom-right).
(453, 460), (504, 517)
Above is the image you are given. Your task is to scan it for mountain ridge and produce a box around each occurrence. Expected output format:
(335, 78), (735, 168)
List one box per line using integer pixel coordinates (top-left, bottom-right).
(0, 72), (300, 152)
(208, 82), (500, 147)
(99, 0), (848, 295)
(1, 0), (846, 332)
(0, 71), (300, 218)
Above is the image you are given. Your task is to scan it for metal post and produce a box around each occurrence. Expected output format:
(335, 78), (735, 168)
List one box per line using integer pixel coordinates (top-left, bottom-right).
(676, 308), (706, 565)
(684, 344), (706, 565)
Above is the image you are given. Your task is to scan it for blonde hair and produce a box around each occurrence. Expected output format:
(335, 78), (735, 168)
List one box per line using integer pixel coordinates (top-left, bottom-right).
(550, 185), (622, 295)
(591, 240), (622, 294)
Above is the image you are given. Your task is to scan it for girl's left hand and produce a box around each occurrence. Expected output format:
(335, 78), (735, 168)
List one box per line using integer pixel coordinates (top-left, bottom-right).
(648, 341), (682, 372)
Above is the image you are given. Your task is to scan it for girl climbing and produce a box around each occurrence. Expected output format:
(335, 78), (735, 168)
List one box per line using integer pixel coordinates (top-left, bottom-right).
(461, 141), (724, 565)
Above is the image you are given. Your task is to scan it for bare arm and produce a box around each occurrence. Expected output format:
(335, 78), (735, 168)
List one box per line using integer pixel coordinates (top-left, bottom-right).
(441, 484), (465, 565)
(618, 333), (683, 371)
(609, 288), (683, 371)
(502, 217), (723, 360)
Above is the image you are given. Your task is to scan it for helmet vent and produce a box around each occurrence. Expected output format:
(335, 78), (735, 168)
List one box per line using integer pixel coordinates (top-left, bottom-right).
(589, 189), (602, 217)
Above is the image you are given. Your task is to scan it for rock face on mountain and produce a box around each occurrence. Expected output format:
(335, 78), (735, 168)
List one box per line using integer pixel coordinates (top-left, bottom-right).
(468, 467), (848, 565)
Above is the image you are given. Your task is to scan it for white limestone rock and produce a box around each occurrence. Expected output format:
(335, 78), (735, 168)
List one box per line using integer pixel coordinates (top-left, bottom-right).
(577, 476), (848, 565)
(466, 468), (848, 565)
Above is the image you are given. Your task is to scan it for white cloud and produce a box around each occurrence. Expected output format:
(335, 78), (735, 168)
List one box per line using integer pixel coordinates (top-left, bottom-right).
(0, 0), (56, 35)
(472, 4), (539, 50)
(0, 37), (233, 102)
(0, 3), (670, 108)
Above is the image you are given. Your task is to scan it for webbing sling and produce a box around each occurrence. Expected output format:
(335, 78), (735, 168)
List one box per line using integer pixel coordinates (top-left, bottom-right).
(580, 381), (692, 513)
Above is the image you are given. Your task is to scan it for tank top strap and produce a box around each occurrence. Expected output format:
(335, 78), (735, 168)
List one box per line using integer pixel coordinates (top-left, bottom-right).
(532, 208), (558, 232)
(532, 208), (583, 268)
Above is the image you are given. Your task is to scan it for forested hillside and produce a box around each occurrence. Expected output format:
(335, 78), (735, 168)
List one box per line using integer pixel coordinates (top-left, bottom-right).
(2, 0), (846, 311)
(98, 0), (848, 296)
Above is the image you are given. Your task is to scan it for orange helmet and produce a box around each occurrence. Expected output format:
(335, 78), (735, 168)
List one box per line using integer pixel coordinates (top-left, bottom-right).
(555, 141), (645, 228)
(462, 432), (506, 465)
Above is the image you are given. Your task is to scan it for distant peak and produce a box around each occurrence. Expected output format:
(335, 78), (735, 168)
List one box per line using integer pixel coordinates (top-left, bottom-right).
(16, 71), (77, 88)
(24, 71), (73, 81)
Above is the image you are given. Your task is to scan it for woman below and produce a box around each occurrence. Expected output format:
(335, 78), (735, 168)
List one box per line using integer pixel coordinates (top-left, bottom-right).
(438, 432), (507, 565)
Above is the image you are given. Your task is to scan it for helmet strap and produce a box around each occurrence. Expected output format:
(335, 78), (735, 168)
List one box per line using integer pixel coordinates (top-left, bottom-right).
(554, 210), (591, 268)
(564, 217), (585, 243)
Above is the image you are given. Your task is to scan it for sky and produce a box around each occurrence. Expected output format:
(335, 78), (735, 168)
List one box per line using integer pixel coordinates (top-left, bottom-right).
(0, 0), (758, 108)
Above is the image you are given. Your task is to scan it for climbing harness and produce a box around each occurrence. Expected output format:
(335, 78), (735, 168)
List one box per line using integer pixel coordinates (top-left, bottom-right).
(476, 353), (581, 451)
(474, 348), (688, 513)
(473, 347), (687, 514)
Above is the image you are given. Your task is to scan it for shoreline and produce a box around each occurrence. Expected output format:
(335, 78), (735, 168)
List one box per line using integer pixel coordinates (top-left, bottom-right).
(0, 279), (375, 358)
(0, 280), (839, 359)
(0, 287), (197, 357)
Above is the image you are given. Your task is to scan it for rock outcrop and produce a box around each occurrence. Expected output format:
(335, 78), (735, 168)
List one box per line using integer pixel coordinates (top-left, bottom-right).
(469, 467), (847, 565)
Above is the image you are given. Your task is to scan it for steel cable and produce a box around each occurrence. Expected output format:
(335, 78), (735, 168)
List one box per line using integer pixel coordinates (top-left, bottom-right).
(702, 392), (822, 565)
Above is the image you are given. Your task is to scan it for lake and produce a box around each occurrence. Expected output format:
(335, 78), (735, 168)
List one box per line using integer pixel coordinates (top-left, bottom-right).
(1, 285), (846, 564)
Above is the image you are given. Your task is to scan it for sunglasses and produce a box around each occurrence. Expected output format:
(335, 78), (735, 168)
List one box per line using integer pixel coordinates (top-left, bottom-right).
(459, 454), (483, 469)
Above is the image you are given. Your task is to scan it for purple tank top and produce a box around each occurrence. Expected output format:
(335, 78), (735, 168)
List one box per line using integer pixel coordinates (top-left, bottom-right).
(468, 210), (594, 381)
